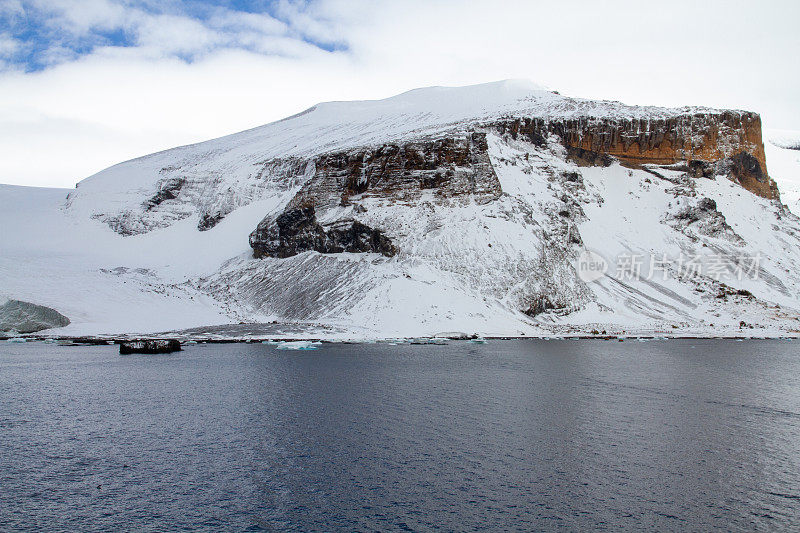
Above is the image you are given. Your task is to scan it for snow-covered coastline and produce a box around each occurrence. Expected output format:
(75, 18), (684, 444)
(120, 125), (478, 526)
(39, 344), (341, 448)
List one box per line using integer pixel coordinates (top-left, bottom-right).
(2, 81), (800, 339)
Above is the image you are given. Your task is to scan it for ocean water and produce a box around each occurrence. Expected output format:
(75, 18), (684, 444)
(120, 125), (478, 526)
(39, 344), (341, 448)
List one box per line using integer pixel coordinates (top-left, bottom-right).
(1, 339), (799, 531)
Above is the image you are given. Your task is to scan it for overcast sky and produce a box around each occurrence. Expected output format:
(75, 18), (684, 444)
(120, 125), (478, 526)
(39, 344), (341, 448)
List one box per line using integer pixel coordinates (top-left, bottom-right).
(1, 0), (798, 188)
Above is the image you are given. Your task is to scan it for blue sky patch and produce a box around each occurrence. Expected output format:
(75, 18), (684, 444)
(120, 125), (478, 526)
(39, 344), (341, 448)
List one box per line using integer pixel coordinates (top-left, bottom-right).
(0, 0), (346, 72)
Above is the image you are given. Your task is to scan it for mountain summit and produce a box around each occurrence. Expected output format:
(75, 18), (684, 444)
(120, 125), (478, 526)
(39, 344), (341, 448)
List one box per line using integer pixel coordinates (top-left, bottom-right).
(3, 81), (799, 337)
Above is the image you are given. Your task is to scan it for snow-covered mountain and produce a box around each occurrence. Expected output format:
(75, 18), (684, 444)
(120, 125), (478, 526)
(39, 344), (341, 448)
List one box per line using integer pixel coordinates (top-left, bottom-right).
(3, 80), (800, 338)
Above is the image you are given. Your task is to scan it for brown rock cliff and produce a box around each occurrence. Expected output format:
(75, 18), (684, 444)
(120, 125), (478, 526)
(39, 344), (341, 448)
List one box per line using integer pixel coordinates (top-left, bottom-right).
(492, 111), (778, 199)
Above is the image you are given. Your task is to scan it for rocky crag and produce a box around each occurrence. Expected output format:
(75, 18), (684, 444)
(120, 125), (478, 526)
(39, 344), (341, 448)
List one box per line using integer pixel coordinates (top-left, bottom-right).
(45, 80), (800, 337)
(492, 112), (776, 199)
(249, 112), (777, 259)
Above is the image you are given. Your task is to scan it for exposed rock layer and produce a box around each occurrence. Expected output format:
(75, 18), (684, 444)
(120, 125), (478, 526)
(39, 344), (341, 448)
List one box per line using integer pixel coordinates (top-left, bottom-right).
(250, 111), (778, 260)
(491, 112), (778, 199)
(250, 206), (395, 258)
(288, 132), (501, 211)
(250, 132), (500, 257)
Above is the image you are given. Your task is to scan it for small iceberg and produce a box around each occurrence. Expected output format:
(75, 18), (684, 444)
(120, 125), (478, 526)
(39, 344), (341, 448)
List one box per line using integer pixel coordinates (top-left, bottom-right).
(410, 338), (447, 345)
(468, 337), (487, 344)
(433, 332), (470, 340)
(6, 337), (26, 343)
(276, 340), (320, 350)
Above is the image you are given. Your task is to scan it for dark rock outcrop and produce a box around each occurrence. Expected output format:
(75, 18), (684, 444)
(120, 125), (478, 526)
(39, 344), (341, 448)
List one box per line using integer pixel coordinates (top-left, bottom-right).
(120, 339), (181, 354)
(565, 146), (614, 167)
(250, 132), (499, 258)
(722, 152), (778, 199)
(522, 295), (559, 316)
(668, 197), (745, 244)
(287, 132), (501, 211)
(144, 178), (185, 210)
(667, 152), (779, 199)
(250, 205), (395, 258)
(674, 197), (720, 223)
(198, 211), (225, 231)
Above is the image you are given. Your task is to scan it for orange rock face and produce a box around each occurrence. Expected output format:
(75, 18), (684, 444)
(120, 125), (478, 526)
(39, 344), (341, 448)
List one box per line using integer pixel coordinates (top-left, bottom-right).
(494, 112), (779, 200)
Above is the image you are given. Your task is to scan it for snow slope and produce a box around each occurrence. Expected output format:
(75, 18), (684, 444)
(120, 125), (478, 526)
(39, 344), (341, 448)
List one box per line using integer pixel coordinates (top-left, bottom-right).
(0, 184), (235, 334)
(65, 79), (750, 236)
(2, 81), (799, 337)
(765, 129), (800, 214)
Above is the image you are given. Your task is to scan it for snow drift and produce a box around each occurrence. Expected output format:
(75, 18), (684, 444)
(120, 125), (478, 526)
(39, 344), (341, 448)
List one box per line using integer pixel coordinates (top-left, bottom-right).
(0, 299), (70, 334)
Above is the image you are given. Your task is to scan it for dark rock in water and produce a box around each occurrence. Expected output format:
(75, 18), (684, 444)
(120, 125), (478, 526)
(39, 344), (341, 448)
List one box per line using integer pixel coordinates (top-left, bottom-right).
(250, 205), (395, 258)
(119, 339), (181, 354)
(0, 300), (70, 333)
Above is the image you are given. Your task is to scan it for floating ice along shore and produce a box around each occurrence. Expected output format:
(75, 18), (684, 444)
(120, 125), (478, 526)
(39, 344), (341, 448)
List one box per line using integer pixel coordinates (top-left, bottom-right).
(3, 80), (800, 337)
(275, 341), (320, 350)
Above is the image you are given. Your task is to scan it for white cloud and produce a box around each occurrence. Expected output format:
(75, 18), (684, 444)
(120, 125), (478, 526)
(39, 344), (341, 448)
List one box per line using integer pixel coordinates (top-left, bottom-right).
(135, 14), (222, 55)
(1, 0), (799, 187)
(30, 0), (132, 36)
(211, 10), (289, 36)
(0, 0), (24, 17)
(273, 0), (348, 46)
(0, 32), (21, 56)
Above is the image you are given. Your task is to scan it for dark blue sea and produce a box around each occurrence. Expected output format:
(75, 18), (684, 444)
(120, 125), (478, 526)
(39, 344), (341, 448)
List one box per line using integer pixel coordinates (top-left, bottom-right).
(2, 339), (800, 531)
